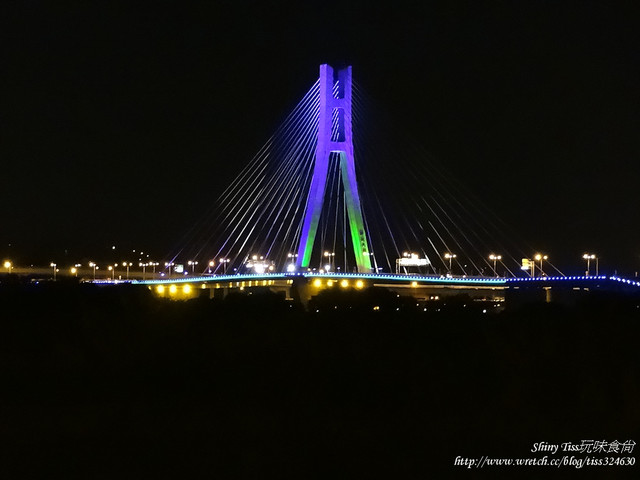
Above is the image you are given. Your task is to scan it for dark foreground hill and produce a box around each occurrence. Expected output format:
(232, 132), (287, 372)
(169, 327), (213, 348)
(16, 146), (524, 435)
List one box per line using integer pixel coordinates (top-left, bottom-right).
(1, 282), (638, 479)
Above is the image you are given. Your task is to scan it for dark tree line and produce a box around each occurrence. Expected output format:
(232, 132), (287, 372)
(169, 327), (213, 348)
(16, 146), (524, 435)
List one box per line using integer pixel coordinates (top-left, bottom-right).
(1, 281), (638, 478)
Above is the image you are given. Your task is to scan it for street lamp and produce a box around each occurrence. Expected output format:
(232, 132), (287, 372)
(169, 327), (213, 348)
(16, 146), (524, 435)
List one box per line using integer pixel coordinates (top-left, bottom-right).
(208, 260), (215, 274)
(286, 254), (297, 273)
(50, 262), (57, 281)
(70, 266), (78, 277)
(188, 260), (198, 274)
(534, 254), (548, 276)
(139, 262), (148, 280)
(219, 258), (229, 275)
(122, 262), (131, 279)
(444, 253), (457, 273)
(89, 262), (97, 280)
(583, 253), (597, 276)
(164, 262), (174, 277)
(323, 251), (335, 270)
(489, 254), (502, 277)
(3, 260), (12, 274)
(108, 265), (114, 280)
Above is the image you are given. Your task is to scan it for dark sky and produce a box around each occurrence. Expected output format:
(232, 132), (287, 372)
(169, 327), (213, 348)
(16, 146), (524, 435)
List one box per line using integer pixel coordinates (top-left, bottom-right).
(1, 1), (638, 272)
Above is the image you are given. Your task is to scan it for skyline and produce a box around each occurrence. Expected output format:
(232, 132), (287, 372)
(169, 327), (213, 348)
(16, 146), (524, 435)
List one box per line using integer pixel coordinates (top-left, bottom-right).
(1, 2), (638, 271)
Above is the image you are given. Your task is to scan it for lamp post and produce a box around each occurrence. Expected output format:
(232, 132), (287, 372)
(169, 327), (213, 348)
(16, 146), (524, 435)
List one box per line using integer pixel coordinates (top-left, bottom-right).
(534, 254), (548, 276)
(122, 262), (131, 279)
(140, 262), (147, 280)
(583, 253), (597, 276)
(219, 258), (229, 275)
(70, 266), (78, 277)
(89, 262), (97, 280)
(164, 262), (174, 277)
(108, 265), (114, 280)
(208, 260), (215, 274)
(323, 251), (335, 271)
(50, 262), (57, 281)
(444, 253), (457, 274)
(188, 260), (198, 274)
(286, 254), (297, 273)
(489, 254), (502, 277)
(3, 260), (12, 274)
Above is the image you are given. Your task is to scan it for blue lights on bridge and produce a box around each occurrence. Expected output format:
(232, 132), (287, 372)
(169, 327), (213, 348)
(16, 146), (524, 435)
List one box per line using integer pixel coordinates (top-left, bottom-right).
(129, 272), (508, 286)
(505, 275), (640, 288)
(305, 272), (506, 285)
(88, 268), (640, 288)
(505, 275), (609, 283)
(609, 276), (640, 287)
(91, 273), (640, 290)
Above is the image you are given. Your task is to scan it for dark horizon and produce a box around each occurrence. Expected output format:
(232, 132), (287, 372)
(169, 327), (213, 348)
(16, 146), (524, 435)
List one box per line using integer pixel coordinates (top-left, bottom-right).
(2, 2), (638, 274)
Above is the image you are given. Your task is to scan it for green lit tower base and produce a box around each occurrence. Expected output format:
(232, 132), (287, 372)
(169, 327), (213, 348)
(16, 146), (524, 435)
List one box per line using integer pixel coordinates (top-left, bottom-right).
(296, 64), (372, 272)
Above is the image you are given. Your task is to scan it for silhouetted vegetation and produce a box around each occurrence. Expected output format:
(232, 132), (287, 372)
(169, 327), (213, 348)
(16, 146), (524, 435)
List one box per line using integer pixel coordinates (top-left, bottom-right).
(1, 281), (638, 478)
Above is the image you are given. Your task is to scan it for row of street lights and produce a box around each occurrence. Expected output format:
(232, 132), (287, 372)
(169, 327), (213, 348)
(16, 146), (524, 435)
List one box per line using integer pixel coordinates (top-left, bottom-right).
(45, 261), (161, 281)
(0, 251), (604, 280)
(93, 251), (598, 278)
(205, 258), (229, 275)
(444, 252), (599, 277)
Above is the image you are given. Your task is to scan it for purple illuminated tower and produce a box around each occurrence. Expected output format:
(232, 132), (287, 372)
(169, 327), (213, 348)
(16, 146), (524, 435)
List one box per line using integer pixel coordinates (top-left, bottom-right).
(296, 64), (372, 272)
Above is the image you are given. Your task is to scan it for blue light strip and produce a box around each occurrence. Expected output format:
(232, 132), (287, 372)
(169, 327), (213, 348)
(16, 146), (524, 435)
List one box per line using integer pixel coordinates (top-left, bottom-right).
(506, 275), (640, 288)
(505, 275), (608, 282)
(91, 280), (134, 285)
(607, 276), (640, 287)
(96, 273), (640, 289)
(304, 272), (506, 285)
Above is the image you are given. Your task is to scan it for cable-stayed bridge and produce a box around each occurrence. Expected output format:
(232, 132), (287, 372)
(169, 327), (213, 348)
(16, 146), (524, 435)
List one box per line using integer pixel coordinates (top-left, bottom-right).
(128, 64), (639, 304)
(165, 64), (525, 278)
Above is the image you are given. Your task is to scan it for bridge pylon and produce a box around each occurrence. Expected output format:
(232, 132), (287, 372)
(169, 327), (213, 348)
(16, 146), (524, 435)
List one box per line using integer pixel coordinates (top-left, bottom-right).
(296, 64), (372, 272)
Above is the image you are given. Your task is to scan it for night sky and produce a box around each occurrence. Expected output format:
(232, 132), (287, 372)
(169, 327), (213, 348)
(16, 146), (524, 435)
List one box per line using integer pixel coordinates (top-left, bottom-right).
(1, 1), (638, 272)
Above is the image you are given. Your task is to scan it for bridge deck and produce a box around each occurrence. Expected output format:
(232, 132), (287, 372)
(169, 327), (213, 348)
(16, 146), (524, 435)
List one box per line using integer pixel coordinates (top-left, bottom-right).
(85, 272), (640, 290)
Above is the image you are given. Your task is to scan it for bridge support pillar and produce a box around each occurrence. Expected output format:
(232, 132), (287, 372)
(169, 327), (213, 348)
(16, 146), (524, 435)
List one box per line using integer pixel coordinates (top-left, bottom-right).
(296, 64), (372, 273)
